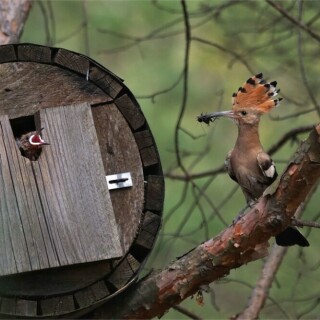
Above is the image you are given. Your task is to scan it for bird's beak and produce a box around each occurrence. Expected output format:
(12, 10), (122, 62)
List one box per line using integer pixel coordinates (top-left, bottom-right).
(197, 110), (236, 124)
(36, 128), (50, 145)
(207, 110), (236, 119)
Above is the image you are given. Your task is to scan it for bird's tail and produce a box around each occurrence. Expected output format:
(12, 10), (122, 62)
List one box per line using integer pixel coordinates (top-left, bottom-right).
(275, 226), (309, 247)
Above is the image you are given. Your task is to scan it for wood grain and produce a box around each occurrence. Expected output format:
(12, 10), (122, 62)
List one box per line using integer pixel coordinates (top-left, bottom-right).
(0, 104), (123, 276)
(135, 211), (161, 250)
(91, 103), (144, 253)
(0, 44), (16, 62)
(134, 130), (159, 168)
(145, 175), (165, 213)
(54, 48), (90, 75)
(17, 44), (51, 63)
(0, 62), (109, 119)
(37, 103), (123, 264)
(115, 94), (145, 130)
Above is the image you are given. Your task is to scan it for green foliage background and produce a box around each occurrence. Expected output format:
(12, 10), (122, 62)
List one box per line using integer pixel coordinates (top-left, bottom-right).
(21, 1), (320, 318)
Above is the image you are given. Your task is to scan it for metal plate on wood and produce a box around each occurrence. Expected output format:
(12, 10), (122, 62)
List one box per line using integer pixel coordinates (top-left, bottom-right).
(106, 172), (133, 190)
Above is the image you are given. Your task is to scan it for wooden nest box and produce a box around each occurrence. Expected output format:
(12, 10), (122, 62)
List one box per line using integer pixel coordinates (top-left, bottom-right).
(0, 43), (164, 318)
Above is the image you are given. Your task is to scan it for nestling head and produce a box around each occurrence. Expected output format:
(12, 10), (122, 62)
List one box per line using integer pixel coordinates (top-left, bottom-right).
(21, 128), (50, 149)
(29, 131), (49, 147)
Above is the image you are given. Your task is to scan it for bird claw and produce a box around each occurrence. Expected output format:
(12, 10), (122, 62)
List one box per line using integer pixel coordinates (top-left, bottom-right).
(232, 206), (249, 224)
(248, 199), (258, 208)
(232, 200), (257, 224)
(232, 212), (245, 224)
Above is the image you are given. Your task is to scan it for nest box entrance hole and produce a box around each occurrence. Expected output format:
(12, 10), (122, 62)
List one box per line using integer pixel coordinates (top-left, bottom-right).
(9, 113), (45, 160)
(9, 114), (38, 138)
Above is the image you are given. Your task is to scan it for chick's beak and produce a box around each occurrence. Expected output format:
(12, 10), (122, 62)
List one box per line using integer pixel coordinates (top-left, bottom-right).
(36, 128), (50, 145)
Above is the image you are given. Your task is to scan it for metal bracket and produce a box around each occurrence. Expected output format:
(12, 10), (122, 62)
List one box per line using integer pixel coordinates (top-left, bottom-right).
(106, 172), (133, 190)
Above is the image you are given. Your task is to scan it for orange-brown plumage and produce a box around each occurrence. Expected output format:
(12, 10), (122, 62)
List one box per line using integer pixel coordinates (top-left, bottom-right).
(231, 73), (281, 114)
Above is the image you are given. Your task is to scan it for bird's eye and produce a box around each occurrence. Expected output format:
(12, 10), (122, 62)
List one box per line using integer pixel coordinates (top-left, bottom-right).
(241, 110), (247, 116)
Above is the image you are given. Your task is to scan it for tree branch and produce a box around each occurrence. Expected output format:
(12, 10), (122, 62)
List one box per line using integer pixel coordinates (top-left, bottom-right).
(89, 124), (320, 319)
(235, 196), (310, 319)
(235, 245), (288, 320)
(0, 0), (32, 44)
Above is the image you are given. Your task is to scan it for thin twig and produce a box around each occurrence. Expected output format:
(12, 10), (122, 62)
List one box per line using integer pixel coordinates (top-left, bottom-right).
(292, 218), (320, 229)
(173, 305), (203, 320)
(37, 0), (52, 46)
(236, 197), (310, 319)
(267, 125), (314, 155)
(296, 0), (320, 116)
(82, 0), (90, 56)
(266, 0), (320, 42)
(235, 245), (289, 320)
(191, 36), (255, 74)
(174, 0), (190, 172)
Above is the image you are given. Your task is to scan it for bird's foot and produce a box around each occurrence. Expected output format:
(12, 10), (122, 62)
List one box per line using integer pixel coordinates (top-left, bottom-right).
(248, 199), (258, 208)
(232, 200), (257, 224)
(232, 205), (249, 224)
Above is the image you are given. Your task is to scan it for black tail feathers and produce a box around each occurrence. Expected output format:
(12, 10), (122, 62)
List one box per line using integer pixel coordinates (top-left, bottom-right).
(275, 226), (309, 247)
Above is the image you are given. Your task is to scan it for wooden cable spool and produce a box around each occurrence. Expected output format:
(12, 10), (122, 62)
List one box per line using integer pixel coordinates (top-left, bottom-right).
(0, 43), (164, 318)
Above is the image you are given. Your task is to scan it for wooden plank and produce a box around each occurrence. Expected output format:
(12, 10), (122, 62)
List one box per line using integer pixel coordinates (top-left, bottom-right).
(126, 254), (140, 273)
(19, 159), (58, 268)
(0, 297), (16, 315)
(0, 115), (36, 275)
(0, 115), (60, 275)
(53, 48), (90, 75)
(0, 261), (112, 297)
(15, 299), (37, 317)
(0, 63), (109, 119)
(115, 94), (145, 130)
(0, 297), (36, 316)
(144, 175), (165, 212)
(35, 103), (123, 265)
(108, 258), (135, 290)
(74, 281), (109, 308)
(40, 295), (75, 316)
(0, 45), (16, 63)
(74, 287), (96, 308)
(0, 105), (123, 276)
(134, 130), (154, 149)
(1, 116), (56, 271)
(135, 211), (161, 250)
(134, 130), (159, 168)
(90, 280), (110, 300)
(89, 66), (123, 98)
(17, 44), (51, 63)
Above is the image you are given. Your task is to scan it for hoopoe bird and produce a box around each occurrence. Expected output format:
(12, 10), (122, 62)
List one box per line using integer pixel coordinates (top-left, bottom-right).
(16, 128), (49, 161)
(198, 73), (309, 247)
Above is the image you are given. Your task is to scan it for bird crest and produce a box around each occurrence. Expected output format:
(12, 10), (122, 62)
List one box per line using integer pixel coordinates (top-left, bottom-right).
(232, 73), (282, 114)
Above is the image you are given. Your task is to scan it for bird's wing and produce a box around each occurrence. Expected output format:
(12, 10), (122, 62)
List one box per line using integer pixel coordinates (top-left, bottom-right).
(225, 149), (238, 182)
(256, 152), (278, 182)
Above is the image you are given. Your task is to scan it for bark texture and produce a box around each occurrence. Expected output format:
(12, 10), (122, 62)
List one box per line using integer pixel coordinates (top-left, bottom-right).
(0, 0), (32, 44)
